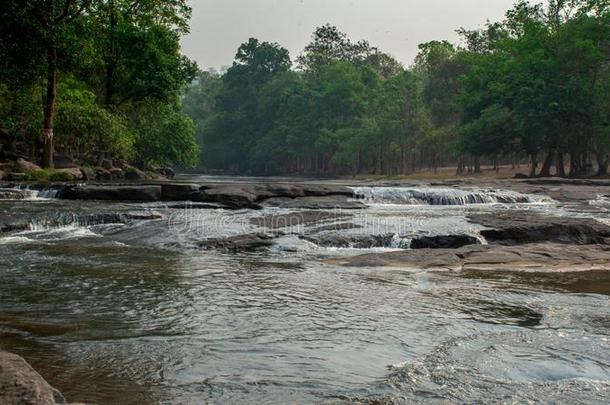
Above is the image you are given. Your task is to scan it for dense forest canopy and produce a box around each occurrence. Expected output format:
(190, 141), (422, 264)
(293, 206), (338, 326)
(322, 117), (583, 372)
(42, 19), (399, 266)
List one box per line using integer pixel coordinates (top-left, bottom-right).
(1, 1), (609, 178)
(184, 0), (610, 177)
(0, 0), (199, 174)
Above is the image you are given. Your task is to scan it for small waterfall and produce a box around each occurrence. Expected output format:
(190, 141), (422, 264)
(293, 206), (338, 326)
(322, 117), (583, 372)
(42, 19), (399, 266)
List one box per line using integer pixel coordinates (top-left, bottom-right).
(351, 187), (546, 206)
(8, 185), (63, 200)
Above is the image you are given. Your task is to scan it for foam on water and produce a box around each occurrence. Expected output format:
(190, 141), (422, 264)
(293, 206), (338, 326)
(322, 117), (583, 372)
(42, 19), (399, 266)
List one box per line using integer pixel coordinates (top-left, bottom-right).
(351, 186), (549, 206)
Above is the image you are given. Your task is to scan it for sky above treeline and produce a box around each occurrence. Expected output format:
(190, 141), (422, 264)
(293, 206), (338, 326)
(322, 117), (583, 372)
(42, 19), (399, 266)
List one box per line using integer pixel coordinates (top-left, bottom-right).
(181, 0), (518, 70)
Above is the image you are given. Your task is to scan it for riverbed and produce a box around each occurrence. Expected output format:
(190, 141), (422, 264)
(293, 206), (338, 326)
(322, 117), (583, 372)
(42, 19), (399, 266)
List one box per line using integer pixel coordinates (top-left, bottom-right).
(1, 176), (610, 403)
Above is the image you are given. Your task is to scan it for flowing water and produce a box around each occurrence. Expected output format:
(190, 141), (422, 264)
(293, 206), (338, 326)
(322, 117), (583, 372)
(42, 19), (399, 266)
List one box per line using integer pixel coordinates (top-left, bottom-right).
(1, 177), (610, 404)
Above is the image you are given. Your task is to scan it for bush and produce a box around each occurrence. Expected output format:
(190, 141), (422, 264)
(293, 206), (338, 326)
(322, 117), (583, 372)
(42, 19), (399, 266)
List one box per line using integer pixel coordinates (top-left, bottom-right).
(24, 170), (51, 182)
(49, 171), (74, 182)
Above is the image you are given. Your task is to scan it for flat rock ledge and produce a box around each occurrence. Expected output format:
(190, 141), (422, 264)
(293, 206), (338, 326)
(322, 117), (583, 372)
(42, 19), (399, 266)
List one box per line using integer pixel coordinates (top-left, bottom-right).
(0, 350), (68, 405)
(326, 243), (610, 273)
(59, 183), (364, 210)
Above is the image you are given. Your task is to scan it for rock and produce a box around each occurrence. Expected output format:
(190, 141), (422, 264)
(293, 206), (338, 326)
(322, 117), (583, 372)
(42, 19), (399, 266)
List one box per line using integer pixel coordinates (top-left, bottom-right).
(108, 168), (124, 180)
(53, 154), (75, 169)
(101, 159), (113, 170)
(410, 234), (481, 249)
(513, 173), (530, 179)
(307, 223), (363, 233)
(302, 233), (405, 249)
(198, 233), (276, 252)
(469, 212), (610, 245)
(79, 166), (96, 181)
(0, 170), (5, 180)
(0, 220), (31, 233)
(124, 165), (148, 180)
(327, 243), (610, 273)
(54, 168), (83, 181)
(261, 195), (366, 209)
(95, 167), (111, 180)
(161, 183), (202, 200)
(250, 211), (353, 229)
(15, 158), (41, 172)
(195, 183), (355, 209)
(0, 188), (27, 200)
(0, 350), (67, 404)
(62, 185), (162, 201)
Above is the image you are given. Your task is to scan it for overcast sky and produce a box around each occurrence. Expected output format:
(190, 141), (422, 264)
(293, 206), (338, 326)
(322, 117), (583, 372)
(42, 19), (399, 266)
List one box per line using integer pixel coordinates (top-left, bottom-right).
(181, 0), (518, 70)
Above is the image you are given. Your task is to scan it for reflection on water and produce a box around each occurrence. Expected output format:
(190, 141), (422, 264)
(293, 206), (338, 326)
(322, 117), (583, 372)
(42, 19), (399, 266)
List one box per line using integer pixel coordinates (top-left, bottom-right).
(0, 186), (610, 404)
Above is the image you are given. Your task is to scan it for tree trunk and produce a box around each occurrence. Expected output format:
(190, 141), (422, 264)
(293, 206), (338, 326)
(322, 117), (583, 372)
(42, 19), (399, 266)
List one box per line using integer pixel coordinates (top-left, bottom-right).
(556, 152), (566, 177)
(539, 151), (554, 177)
(42, 45), (57, 169)
(473, 156), (481, 174)
(597, 153), (609, 177)
(529, 152), (537, 177)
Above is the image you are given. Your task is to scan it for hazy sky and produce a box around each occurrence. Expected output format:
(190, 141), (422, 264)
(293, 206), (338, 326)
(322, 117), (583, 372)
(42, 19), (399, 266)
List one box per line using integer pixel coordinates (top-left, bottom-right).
(181, 0), (518, 70)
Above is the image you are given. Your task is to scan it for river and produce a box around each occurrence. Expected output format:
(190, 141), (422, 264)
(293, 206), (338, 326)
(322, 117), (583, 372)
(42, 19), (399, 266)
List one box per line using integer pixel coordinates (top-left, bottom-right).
(1, 176), (609, 404)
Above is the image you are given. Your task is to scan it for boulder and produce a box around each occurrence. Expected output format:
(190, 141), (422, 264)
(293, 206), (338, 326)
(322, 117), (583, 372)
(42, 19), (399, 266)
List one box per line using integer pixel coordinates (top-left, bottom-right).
(0, 351), (67, 404)
(80, 166), (96, 181)
(124, 165), (148, 180)
(198, 233), (276, 252)
(108, 168), (124, 180)
(469, 213), (610, 245)
(15, 158), (41, 172)
(101, 159), (113, 170)
(410, 234), (481, 249)
(54, 168), (83, 181)
(62, 185), (162, 201)
(95, 167), (111, 180)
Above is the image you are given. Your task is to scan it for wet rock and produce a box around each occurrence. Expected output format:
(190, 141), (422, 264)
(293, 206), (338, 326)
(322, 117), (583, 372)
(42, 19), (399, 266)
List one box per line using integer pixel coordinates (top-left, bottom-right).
(307, 223), (363, 233)
(0, 350), (67, 404)
(196, 183), (355, 209)
(251, 211), (353, 229)
(161, 183), (202, 200)
(198, 233), (276, 252)
(328, 243), (610, 273)
(15, 158), (41, 172)
(469, 213), (610, 245)
(0, 220), (30, 233)
(63, 185), (162, 201)
(261, 195), (366, 209)
(302, 233), (405, 249)
(410, 234), (481, 249)
(0, 188), (27, 200)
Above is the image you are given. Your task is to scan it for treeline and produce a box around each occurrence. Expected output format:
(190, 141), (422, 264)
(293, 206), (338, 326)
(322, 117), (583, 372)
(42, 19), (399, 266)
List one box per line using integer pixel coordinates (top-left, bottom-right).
(184, 0), (610, 177)
(0, 0), (199, 170)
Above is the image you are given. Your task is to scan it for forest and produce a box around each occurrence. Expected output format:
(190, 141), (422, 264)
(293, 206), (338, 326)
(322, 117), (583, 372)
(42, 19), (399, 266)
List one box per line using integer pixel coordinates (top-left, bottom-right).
(184, 0), (610, 177)
(1, 1), (609, 178)
(0, 0), (199, 177)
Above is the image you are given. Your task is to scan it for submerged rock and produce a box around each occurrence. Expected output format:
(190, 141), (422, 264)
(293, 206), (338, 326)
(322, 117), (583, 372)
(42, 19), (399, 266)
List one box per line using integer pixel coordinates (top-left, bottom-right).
(328, 243), (610, 273)
(0, 350), (67, 404)
(410, 234), (481, 249)
(198, 233), (276, 252)
(250, 211), (353, 229)
(302, 233), (406, 249)
(469, 213), (610, 245)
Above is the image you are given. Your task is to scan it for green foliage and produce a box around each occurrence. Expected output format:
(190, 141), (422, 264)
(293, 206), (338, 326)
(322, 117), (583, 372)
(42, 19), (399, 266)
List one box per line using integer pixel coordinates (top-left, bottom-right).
(129, 100), (199, 168)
